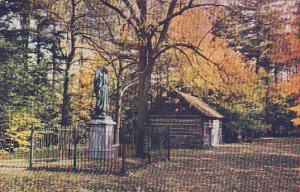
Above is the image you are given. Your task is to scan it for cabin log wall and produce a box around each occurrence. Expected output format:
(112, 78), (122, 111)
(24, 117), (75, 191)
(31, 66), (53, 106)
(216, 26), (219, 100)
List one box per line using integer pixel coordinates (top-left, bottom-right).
(148, 115), (212, 148)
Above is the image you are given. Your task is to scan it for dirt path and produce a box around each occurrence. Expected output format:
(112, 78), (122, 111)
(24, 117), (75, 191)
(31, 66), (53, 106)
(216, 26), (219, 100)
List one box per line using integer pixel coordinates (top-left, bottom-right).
(0, 137), (299, 192)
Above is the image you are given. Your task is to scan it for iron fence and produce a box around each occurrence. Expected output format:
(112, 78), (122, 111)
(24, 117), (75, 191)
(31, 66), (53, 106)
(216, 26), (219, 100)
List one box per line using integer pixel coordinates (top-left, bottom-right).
(0, 122), (170, 175)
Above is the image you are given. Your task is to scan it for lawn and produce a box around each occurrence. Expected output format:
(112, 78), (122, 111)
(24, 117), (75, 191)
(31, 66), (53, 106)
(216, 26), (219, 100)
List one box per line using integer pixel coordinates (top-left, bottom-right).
(0, 137), (299, 192)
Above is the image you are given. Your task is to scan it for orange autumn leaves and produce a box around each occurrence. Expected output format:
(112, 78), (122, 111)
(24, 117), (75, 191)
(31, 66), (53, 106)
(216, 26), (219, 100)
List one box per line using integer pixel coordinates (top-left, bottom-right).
(167, 8), (260, 100)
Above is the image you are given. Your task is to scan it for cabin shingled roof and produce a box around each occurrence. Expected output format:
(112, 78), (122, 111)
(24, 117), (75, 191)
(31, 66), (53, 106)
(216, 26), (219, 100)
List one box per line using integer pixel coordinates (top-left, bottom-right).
(175, 90), (224, 119)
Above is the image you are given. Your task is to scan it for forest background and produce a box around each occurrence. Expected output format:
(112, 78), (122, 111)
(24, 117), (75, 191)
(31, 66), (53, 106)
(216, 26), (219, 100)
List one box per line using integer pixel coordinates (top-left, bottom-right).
(0, 0), (299, 154)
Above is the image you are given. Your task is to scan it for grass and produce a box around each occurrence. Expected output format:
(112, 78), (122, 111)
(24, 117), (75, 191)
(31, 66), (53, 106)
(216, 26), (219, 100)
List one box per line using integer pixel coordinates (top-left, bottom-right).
(0, 137), (299, 191)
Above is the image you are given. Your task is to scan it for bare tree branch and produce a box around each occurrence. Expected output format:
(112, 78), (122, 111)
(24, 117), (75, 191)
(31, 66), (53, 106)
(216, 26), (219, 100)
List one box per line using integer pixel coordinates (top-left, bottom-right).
(154, 0), (178, 50)
(154, 42), (230, 82)
(121, 78), (138, 96)
(156, 1), (231, 28)
(122, 0), (140, 25)
(89, 0), (140, 35)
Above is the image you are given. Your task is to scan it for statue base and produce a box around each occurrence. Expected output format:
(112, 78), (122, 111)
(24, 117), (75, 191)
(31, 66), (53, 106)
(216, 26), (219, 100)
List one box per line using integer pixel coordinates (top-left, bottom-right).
(87, 115), (118, 160)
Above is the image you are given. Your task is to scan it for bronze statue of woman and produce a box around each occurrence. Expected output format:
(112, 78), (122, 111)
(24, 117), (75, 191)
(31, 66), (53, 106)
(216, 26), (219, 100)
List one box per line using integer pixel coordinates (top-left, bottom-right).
(94, 66), (109, 116)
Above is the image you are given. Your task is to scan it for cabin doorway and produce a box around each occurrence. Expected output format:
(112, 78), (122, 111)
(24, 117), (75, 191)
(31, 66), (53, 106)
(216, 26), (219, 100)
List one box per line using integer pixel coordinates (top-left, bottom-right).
(211, 120), (220, 147)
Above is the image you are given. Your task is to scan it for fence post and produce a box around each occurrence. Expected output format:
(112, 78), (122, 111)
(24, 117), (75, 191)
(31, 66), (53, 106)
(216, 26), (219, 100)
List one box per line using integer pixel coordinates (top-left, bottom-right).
(29, 125), (34, 169)
(167, 125), (170, 161)
(72, 125), (77, 171)
(68, 126), (72, 159)
(121, 143), (126, 175)
(147, 138), (151, 164)
(120, 128), (126, 175)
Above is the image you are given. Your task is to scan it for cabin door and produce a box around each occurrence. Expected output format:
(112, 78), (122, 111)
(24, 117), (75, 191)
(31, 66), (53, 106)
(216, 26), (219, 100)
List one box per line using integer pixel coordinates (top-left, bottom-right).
(211, 120), (220, 147)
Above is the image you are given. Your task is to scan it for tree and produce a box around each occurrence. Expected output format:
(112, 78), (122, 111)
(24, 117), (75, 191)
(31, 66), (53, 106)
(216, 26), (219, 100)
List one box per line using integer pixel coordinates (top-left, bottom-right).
(279, 74), (300, 128)
(157, 5), (281, 140)
(85, 0), (232, 155)
(212, 0), (296, 133)
(0, 0), (62, 150)
(213, 0), (286, 73)
(44, 0), (90, 126)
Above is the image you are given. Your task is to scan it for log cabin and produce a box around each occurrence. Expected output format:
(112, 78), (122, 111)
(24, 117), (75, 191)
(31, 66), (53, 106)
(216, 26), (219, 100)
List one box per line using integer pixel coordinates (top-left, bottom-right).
(149, 90), (224, 148)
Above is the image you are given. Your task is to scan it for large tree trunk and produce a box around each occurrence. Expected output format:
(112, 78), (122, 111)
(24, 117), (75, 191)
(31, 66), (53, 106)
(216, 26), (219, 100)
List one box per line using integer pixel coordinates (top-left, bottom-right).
(61, 65), (71, 126)
(136, 1), (148, 157)
(51, 41), (57, 108)
(136, 42), (154, 156)
(20, 11), (30, 71)
(136, 73), (149, 157)
(61, 0), (76, 127)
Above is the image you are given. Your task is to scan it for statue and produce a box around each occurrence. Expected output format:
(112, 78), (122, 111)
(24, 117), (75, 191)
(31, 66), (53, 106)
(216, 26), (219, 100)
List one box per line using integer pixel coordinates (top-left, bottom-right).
(94, 66), (109, 116)
(89, 66), (117, 160)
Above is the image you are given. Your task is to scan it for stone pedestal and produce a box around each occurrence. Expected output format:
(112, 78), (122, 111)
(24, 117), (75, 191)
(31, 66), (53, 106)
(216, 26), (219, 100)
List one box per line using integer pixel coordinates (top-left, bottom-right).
(87, 116), (118, 160)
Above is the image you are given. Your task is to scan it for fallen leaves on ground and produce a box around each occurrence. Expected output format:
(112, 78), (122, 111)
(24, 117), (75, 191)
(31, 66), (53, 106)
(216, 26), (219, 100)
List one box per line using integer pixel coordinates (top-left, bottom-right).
(0, 137), (299, 192)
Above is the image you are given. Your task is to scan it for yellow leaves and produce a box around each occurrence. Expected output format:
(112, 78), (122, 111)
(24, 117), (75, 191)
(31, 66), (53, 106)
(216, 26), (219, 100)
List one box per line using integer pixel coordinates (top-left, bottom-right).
(282, 75), (300, 125)
(70, 54), (105, 120)
(291, 118), (300, 126)
(289, 105), (300, 114)
(278, 74), (300, 97)
(174, 99), (180, 104)
(4, 110), (43, 150)
(14, 146), (30, 153)
(162, 91), (168, 97)
(9, 111), (42, 131)
(0, 150), (9, 158)
(289, 98), (300, 125)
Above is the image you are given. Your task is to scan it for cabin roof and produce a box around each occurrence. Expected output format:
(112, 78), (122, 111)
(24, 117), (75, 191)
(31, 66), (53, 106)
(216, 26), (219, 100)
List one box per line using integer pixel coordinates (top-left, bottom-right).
(175, 90), (224, 119)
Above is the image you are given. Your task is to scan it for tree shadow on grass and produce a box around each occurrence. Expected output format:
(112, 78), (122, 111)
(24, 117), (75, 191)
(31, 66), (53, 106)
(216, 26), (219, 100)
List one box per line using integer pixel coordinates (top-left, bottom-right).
(28, 166), (121, 176)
